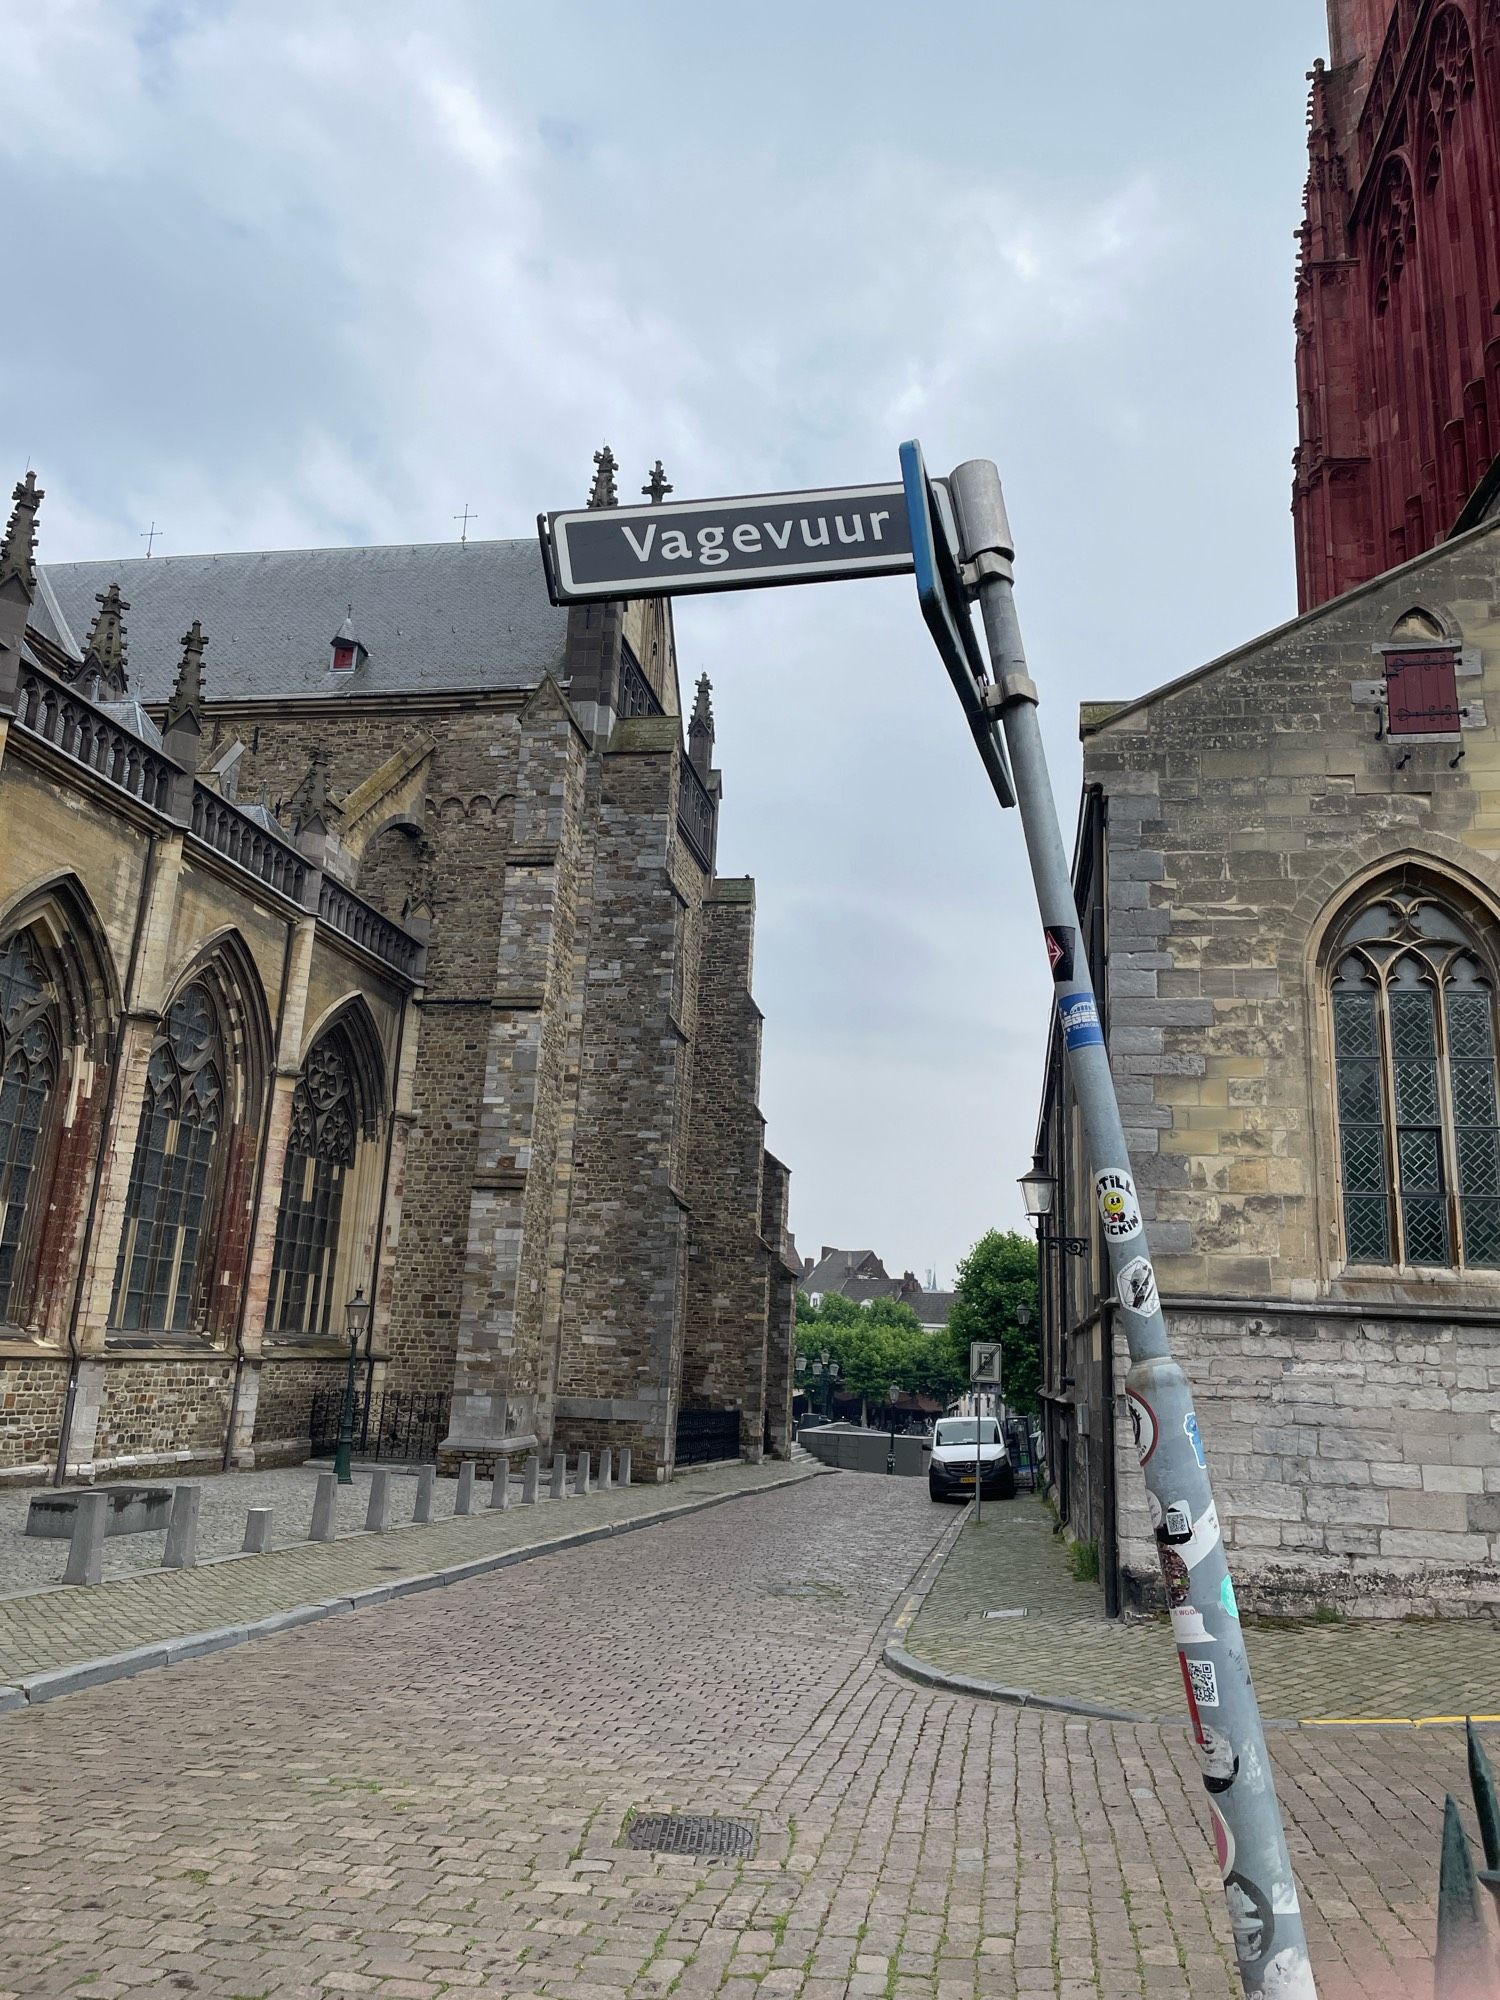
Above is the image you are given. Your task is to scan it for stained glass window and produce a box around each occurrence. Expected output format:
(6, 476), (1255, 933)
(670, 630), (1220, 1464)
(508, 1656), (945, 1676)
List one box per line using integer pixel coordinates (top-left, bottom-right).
(1331, 890), (1500, 1268)
(268, 1030), (361, 1335)
(111, 984), (225, 1333)
(0, 933), (59, 1323)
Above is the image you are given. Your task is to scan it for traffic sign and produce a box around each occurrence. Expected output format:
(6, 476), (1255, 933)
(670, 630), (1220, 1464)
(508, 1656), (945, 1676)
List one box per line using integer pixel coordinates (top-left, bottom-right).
(970, 1340), (1003, 1387)
(541, 483), (914, 604)
(899, 441), (1014, 808)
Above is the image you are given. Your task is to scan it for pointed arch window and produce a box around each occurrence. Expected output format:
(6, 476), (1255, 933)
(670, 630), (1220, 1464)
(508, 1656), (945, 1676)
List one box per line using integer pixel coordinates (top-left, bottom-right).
(268, 1028), (363, 1335)
(111, 984), (226, 1332)
(0, 933), (60, 1322)
(1331, 888), (1500, 1267)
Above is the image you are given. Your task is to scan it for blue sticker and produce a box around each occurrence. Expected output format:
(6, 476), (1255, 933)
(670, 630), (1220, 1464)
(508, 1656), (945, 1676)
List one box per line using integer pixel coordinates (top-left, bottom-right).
(1220, 1574), (1239, 1621)
(1059, 993), (1104, 1050)
(1184, 1411), (1205, 1468)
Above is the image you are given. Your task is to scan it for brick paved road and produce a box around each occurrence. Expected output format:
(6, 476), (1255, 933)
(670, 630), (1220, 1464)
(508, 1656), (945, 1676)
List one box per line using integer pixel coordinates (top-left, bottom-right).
(0, 1476), (1459, 2000)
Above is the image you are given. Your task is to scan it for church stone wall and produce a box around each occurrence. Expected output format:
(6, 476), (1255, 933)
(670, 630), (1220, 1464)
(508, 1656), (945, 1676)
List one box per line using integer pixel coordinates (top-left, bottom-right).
(550, 717), (701, 1477)
(1080, 520), (1500, 1611)
(680, 883), (770, 1460)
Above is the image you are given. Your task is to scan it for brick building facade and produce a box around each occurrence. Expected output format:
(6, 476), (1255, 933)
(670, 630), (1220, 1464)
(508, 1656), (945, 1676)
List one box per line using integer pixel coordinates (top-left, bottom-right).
(0, 452), (796, 1486)
(1293, 0), (1500, 609)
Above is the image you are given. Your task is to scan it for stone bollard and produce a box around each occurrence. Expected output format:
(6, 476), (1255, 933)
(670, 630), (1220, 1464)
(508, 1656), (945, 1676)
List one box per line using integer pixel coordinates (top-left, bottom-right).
(599, 1447), (613, 1491)
(310, 1470), (338, 1543)
(490, 1459), (511, 1510)
(576, 1450), (592, 1496)
(618, 1447), (633, 1487)
(163, 1484), (201, 1569)
(365, 1469), (391, 1533)
(522, 1455), (540, 1505)
(414, 1465), (436, 1525)
(455, 1460), (476, 1516)
(62, 1490), (107, 1587)
(549, 1454), (567, 1501)
(242, 1508), (273, 1555)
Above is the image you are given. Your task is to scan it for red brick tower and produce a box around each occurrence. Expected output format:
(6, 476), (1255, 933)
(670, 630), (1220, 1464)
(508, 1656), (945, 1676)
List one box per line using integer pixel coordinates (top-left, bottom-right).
(1292, 0), (1500, 610)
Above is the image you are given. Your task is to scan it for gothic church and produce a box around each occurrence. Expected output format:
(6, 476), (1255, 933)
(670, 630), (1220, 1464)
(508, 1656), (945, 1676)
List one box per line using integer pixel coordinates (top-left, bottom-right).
(0, 448), (799, 1486)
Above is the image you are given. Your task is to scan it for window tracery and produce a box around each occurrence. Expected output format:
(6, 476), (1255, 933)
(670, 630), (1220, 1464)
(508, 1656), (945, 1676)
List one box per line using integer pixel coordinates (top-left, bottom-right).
(1330, 887), (1500, 1268)
(111, 983), (226, 1333)
(268, 1028), (364, 1335)
(0, 933), (60, 1322)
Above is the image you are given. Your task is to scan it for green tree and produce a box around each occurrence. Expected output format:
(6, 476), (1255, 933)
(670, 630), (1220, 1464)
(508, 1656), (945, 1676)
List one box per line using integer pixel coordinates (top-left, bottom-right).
(943, 1230), (1041, 1414)
(795, 1291), (967, 1419)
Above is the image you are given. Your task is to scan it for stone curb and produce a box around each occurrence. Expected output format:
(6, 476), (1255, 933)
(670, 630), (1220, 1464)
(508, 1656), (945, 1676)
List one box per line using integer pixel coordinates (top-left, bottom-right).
(3, 1463), (825, 1713)
(874, 1500), (1488, 1732)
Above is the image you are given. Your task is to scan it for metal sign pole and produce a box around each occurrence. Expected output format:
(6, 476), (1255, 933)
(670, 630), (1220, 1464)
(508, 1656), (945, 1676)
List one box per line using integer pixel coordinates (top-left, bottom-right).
(946, 457), (1316, 2000)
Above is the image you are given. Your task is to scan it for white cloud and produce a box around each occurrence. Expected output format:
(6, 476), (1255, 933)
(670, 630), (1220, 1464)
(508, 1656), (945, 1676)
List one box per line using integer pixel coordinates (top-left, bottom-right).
(3, 0), (1302, 1275)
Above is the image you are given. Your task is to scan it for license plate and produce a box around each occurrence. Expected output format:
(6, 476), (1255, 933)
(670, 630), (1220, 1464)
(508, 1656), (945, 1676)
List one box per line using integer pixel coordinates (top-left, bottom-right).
(957, 1473), (975, 1485)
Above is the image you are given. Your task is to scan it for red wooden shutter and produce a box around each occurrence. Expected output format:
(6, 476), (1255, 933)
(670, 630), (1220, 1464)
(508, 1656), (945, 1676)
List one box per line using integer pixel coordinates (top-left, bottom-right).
(1384, 649), (1461, 734)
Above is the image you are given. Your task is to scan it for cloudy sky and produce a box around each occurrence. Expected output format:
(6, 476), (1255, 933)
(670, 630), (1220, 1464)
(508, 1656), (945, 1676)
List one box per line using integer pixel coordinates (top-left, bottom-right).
(8, 0), (1325, 1282)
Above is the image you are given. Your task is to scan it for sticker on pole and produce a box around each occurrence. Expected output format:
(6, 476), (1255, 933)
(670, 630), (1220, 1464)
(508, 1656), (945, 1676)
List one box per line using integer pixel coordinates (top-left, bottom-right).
(1185, 1656), (1220, 1710)
(1125, 1390), (1158, 1465)
(1117, 1256), (1158, 1317)
(1059, 993), (1104, 1050)
(1095, 1169), (1142, 1241)
(1044, 926), (1075, 981)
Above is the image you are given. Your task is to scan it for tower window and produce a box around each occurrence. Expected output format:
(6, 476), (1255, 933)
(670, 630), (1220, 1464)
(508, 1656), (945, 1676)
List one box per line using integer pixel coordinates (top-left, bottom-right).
(1384, 648), (1461, 734)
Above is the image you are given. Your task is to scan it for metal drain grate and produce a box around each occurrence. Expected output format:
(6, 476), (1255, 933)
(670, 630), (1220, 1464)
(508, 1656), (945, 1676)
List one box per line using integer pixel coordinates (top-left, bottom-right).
(625, 1813), (757, 1859)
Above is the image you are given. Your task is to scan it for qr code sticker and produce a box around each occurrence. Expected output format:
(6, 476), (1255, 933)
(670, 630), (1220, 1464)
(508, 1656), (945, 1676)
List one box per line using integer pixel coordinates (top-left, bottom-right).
(1187, 1658), (1220, 1709)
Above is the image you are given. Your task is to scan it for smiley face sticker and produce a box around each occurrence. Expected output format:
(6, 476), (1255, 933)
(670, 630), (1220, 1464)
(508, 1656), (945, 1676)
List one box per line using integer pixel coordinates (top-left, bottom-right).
(1095, 1169), (1142, 1242)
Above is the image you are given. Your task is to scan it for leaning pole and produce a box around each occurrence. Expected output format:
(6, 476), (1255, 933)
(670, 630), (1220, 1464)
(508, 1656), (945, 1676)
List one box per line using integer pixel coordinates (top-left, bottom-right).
(946, 457), (1317, 2000)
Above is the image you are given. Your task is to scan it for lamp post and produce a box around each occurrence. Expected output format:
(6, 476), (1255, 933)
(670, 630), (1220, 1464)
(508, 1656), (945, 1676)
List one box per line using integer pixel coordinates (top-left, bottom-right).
(333, 1286), (372, 1486)
(887, 1381), (902, 1473)
(1019, 1158), (1088, 1257)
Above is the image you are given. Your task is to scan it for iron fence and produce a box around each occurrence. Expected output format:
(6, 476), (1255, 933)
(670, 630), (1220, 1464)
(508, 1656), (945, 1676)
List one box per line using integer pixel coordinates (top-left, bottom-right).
(308, 1387), (450, 1463)
(674, 1407), (741, 1466)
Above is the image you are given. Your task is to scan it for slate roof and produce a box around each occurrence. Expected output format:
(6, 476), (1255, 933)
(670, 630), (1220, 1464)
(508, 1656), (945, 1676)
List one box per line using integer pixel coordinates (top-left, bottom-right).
(37, 537), (569, 705)
(802, 1248), (887, 1295)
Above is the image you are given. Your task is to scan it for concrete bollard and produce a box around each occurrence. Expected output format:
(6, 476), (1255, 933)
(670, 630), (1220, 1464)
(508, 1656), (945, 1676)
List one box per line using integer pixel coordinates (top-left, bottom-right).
(62, 1490), (107, 1587)
(599, 1448), (613, 1491)
(576, 1450), (592, 1496)
(618, 1447), (633, 1487)
(414, 1465), (436, 1525)
(365, 1468), (391, 1533)
(162, 1484), (201, 1569)
(522, 1455), (540, 1505)
(550, 1454), (567, 1501)
(455, 1460), (476, 1516)
(242, 1507), (273, 1555)
(490, 1459), (511, 1510)
(310, 1470), (338, 1543)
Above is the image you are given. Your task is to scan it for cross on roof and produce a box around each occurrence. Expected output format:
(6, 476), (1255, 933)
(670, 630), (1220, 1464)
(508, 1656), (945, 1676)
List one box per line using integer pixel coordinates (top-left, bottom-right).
(642, 460), (673, 505)
(140, 521), (161, 557)
(453, 503), (477, 546)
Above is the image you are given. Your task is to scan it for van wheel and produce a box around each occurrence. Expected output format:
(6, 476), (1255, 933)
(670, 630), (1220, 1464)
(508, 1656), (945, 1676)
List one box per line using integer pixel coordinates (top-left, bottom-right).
(928, 1475), (944, 1502)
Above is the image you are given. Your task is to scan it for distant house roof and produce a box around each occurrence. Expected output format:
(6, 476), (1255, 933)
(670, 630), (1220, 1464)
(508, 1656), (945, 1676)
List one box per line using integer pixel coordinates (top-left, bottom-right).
(910, 1289), (957, 1328)
(802, 1247), (887, 1295)
(38, 537), (569, 706)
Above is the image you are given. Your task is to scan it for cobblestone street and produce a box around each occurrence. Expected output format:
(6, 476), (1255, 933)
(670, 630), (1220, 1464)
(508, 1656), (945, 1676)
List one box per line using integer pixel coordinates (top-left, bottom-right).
(0, 1474), (1462, 2000)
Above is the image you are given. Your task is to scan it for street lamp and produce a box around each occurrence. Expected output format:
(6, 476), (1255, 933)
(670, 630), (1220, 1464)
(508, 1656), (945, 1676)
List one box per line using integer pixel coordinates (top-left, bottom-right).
(886, 1380), (902, 1473)
(1019, 1157), (1087, 1257)
(333, 1285), (372, 1486)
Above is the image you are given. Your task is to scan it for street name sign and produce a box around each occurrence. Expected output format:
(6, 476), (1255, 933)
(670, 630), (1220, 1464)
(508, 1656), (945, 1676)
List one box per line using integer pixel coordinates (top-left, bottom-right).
(541, 483), (913, 604)
(900, 439), (1015, 809)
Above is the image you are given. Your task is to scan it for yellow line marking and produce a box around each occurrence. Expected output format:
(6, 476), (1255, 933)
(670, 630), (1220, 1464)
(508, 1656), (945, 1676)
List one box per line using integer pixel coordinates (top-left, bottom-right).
(1301, 1713), (1500, 1728)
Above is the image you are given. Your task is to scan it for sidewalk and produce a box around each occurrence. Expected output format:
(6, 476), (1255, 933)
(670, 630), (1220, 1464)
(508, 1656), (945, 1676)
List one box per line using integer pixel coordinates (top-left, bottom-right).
(0, 1455), (822, 1697)
(893, 1492), (1500, 1724)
